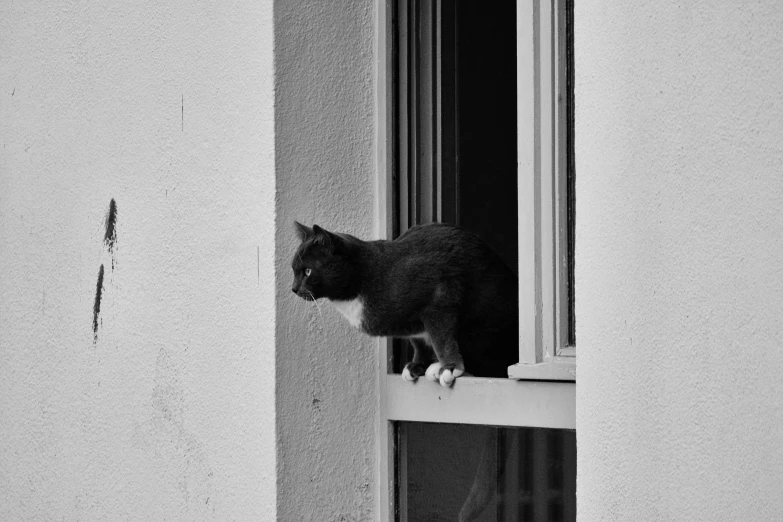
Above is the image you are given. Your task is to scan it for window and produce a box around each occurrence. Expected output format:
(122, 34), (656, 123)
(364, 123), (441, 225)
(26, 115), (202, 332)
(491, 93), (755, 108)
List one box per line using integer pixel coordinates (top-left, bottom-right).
(375, 0), (575, 520)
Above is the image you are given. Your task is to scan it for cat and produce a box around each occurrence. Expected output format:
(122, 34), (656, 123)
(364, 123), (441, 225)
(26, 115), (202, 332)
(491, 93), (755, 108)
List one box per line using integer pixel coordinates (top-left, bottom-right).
(291, 221), (518, 387)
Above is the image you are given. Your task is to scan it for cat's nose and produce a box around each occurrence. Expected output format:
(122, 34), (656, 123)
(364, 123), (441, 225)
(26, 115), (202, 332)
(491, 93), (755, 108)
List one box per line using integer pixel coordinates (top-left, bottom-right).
(291, 284), (299, 294)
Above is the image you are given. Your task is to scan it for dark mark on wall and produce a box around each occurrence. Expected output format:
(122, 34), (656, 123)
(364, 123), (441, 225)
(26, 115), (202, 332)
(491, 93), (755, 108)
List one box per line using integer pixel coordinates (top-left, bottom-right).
(104, 198), (118, 270)
(257, 246), (260, 286)
(92, 200), (117, 343)
(93, 264), (105, 343)
(11, 88), (14, 96)
(104, 199), (117, 251)
(181, 94), (184, 132)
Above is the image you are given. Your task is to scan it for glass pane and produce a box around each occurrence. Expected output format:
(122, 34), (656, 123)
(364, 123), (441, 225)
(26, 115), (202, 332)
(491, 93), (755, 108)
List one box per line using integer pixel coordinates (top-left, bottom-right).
(396, 422), (576, 522)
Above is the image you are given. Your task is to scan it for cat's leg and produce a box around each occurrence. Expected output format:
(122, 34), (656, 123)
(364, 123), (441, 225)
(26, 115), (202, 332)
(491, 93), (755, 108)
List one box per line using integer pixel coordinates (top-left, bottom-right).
(402, 338), (434, 382)
(422, 313), (465, 388)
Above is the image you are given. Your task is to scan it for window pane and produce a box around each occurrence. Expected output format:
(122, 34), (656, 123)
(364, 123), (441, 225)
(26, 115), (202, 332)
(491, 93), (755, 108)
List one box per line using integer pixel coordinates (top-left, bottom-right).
(396, 422), (576, 521)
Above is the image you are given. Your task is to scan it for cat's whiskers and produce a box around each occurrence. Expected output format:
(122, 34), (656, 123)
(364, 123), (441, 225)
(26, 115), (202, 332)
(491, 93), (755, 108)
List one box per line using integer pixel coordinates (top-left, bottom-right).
(290, 292), (303, 313)
(308, 290), (323, 318)
(288, 291), (309, 319)
(310, 293), (330, 333)
(290, 289), (327, 333)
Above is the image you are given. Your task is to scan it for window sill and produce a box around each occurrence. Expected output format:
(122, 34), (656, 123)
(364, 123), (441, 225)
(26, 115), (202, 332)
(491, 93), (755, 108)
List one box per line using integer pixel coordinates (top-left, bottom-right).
(383, 374), (575, 430)
(507, 359), (576, 381)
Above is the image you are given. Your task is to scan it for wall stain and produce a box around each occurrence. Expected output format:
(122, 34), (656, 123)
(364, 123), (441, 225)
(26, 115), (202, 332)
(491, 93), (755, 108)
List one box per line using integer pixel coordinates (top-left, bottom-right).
(92, 198), (117, 342)
(92, 264), (104, 343)
(104, 198), (118, 270)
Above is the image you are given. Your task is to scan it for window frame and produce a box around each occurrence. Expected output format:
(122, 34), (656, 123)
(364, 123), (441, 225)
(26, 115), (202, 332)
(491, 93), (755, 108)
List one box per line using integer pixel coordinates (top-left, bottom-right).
(511, 0), (576, 380)
(374, 0), (576, 519)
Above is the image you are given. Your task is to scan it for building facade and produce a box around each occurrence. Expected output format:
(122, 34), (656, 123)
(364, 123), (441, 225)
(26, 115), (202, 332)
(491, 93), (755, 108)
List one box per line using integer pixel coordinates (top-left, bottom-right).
(1, 1), (782, 520)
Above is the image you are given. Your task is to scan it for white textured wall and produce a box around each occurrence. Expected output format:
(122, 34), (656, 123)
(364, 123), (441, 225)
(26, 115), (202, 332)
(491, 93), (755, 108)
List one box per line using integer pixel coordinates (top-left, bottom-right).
(0, 2), (276, 520)
(576, 1), (783, 520)
(274, 1), (377, 520)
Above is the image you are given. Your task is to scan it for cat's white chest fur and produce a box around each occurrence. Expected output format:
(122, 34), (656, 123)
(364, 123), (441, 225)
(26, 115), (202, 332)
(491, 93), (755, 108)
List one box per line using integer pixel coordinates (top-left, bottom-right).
(329, 297), (364, 329)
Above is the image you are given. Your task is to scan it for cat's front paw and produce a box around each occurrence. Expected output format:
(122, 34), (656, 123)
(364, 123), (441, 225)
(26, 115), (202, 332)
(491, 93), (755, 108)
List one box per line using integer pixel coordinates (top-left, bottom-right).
(402, 362), (427, 382)
(424, 362), (443, 382)
(438, 367), (464, 388)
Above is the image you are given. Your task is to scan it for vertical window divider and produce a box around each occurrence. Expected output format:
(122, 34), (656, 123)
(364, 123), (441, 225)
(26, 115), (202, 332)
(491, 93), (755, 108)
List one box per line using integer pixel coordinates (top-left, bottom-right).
(516, 0), (543, 367)
(435, 0), (443, 223)
(539, 0), (558, 362)
(410, 0), (420, 226)
(554, 0), (573, 356)
(398, 0), (410, 233)
(375, 3), (395, 522)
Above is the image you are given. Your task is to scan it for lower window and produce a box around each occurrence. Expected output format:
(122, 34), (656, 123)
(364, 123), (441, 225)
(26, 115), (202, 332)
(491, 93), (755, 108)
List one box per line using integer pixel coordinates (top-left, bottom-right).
(396, 422), (576, 521)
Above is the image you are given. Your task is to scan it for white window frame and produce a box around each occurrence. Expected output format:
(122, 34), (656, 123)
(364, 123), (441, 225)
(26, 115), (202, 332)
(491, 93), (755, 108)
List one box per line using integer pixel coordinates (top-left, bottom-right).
(510, 0), (577, 381)
(373, 1), (575, 519)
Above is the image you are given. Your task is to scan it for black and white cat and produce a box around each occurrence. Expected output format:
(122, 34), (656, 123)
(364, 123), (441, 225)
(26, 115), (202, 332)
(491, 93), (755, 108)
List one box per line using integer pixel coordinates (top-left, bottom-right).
(291, 222), (518, 387)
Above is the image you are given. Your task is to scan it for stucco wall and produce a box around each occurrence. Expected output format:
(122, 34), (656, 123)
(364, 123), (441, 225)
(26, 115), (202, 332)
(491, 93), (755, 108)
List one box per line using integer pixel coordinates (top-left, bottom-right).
(0, 2), (276, 520)
(274, 1), (377, 521)
(576, 1), (783, 520)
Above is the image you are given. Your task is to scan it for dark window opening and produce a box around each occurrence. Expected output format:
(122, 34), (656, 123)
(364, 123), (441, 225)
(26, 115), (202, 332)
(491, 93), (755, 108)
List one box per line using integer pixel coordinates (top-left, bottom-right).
(391, 0), (519, 371)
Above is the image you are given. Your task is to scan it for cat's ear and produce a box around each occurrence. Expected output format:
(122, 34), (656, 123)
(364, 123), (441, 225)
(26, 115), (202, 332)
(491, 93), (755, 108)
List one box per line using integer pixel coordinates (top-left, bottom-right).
(294, 221), (314, 242)
(312, 225), (342, 252)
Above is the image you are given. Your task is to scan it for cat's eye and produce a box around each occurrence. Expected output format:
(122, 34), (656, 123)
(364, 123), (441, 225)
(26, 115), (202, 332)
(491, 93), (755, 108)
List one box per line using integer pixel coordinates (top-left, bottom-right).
(304, 268), (312, 277)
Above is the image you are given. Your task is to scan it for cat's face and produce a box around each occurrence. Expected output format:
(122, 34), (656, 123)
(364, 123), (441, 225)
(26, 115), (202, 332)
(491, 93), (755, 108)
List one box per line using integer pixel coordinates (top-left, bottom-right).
(291, 222), (355, 301)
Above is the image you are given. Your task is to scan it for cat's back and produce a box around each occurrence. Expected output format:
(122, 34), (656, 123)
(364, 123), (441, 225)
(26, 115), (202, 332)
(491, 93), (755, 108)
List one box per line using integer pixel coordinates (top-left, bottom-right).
(392, 223), (481, 253)
(372, 223), (515, 296)
(391, 223), (505, 267)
